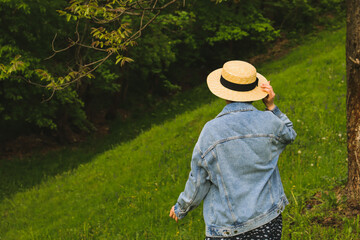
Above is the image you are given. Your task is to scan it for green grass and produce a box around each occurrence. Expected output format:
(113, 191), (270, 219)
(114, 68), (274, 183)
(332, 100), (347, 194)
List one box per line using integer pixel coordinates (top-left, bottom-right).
(0, 85), (214, 201)
(1, 26), (358, 239)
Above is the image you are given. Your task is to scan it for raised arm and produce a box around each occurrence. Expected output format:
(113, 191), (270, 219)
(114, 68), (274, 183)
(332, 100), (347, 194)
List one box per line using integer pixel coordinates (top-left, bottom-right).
(261, 81), (296, 144)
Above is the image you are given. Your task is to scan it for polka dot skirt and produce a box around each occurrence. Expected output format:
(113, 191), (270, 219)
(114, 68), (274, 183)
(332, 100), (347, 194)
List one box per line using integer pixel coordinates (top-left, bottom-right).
(205, 214), (282, 240)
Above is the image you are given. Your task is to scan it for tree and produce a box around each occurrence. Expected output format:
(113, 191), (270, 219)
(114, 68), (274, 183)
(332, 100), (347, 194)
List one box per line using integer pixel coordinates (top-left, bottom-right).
(346, 0), (360, 205)
(0, 0), (183, 142)
(40, 0), (181, 94)
(0, 0), (346, 143)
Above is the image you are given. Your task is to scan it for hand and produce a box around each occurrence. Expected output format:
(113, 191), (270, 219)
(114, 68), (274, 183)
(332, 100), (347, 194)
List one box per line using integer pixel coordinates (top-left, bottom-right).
(169, 205), (179, 222)
(261, 81), (276, 111)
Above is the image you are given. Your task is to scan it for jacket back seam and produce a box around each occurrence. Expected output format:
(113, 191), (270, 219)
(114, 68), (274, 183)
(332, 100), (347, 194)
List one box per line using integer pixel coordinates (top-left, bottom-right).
(201, 134), (277, 158)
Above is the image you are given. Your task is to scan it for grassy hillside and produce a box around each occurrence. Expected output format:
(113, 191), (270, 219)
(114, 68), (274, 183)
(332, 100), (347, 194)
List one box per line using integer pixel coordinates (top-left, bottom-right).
(1, 27), (358, 239)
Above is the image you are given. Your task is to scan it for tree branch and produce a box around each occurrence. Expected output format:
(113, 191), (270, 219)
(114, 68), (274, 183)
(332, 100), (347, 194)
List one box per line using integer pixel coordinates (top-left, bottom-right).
(45, 21), (81, 60)
(56, 52), (113, 89)
(349, 56), (360, 66)
(132, 0), (177, 10)
(151, 0), (158, 11)
(38, 0), (181, 100)
(77, 42), (109, 52)
(42, 88), (57, 103)
(125, 10), (160, 43)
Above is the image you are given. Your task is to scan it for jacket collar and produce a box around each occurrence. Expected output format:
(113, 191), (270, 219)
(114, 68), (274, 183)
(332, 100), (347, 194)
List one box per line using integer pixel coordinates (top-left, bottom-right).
(216, 102), (257, 118)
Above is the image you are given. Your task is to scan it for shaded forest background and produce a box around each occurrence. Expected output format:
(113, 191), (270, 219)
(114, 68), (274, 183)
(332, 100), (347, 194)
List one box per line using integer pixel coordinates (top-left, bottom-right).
(0, 0), (345, 154)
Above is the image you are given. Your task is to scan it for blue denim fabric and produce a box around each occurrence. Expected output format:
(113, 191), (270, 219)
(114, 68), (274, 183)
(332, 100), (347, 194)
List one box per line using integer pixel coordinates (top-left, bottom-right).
(174, 102), (296, 238)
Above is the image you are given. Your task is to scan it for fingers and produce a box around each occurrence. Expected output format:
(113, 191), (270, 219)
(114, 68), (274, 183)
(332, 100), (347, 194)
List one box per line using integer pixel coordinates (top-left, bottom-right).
(260, 81), (276, 110)
(170, 212), (178, 222)
(169, 206), (178, 222)
(261, 86), (271, 94)
(260, 82), (275, 96)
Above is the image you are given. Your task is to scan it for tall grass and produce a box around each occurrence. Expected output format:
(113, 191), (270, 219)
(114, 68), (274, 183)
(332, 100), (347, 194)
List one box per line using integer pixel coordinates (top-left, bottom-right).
(1, 27), (357, 239)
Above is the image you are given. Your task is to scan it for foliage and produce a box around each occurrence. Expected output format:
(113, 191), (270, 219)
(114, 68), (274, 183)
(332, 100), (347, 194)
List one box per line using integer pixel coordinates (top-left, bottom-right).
(0, 27), (357, 239)
(0, 0), (346, 142)
(0, 2), (90, 136)
(198, 1), (279, 45)
(0, 0), (186, 141)
(44, 0), (182, 89)
(162, 0), (346, 88)
(259, 0), (345, 35)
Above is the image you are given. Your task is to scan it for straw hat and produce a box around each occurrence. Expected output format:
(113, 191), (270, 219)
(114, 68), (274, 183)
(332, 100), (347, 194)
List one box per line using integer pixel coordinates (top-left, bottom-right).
(207, 60), (268, 102)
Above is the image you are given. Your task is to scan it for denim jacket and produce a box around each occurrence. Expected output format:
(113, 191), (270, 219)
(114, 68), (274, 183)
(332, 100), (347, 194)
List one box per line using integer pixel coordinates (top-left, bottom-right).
(174, 102), (296, 237)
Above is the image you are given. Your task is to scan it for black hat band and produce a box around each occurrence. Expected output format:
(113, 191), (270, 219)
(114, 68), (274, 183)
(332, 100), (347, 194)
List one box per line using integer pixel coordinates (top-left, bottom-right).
(220, 75), (259, 92)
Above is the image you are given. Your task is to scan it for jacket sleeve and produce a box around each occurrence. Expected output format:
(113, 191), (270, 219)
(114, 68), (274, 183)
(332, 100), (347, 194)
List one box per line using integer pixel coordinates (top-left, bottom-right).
(271, 106), (297, 144)
(174, 143), (211, 219)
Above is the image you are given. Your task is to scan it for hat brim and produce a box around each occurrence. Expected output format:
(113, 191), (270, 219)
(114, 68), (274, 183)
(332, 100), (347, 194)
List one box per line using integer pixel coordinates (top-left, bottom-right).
(207, 68), (268, 102)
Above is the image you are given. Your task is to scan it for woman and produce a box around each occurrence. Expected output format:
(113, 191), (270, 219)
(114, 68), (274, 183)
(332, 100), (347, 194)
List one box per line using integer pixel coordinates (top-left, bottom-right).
(169, 60), (296, 239)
